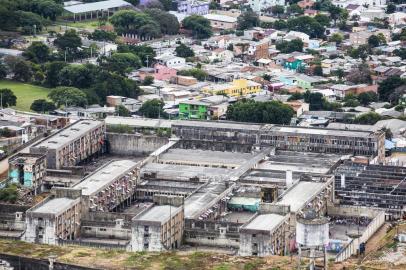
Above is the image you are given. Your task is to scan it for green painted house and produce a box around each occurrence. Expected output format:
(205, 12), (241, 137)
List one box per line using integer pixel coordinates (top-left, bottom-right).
(284, 58), (304, 71)
(179, 100), (209, 120)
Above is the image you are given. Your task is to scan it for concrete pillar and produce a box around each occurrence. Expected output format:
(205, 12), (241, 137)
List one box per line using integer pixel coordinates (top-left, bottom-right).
(286, 170), (293, 187)
(340, 174), (345, 188)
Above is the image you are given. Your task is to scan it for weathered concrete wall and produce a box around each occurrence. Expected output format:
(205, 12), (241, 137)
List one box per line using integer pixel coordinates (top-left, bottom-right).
(106, 133), (169, 156)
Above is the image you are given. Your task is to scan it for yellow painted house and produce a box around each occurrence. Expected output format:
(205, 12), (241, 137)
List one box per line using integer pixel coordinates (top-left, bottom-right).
(202, 79), (261, 97)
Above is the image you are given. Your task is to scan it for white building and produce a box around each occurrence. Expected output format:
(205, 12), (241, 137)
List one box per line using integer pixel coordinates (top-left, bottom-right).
(332, 0), (386, 8)
(249, 0), (286, 14)
(155, 54), (186, 68)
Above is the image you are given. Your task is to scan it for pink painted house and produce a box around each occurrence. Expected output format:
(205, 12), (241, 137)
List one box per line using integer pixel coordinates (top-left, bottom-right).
(139, 64), (177, 81)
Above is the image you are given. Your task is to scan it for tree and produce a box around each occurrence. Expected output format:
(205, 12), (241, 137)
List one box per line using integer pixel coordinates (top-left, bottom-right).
(343, 98), (360, 107)
(226, 100), (294, 124)
(378, 76), (406, 102)
(103, 53), (141, 75)
(386, 3), (396, 14)
(139, 99), (167, 118)
(30, 0), (63, 21)
(353, 112), (382, 125)
(346, 64), (372, 84)
(23, 41), (50, 63)
(328, 5), (342, 26)
(0, 62), (7, 79)
(357, 91), (378, 106)
(271, 5), (285, 17)
(177, 68), (208, 81)
(54, 29), (82, 52)
(110, 10), (161, 38)
(381, 127), (393, 140)
(304, 91), (324, 110)
(0, 88), (17, 108)
(237, 11), (260, 30)
(44, 61), (67, 87)
(117, 44), (156, 67)
(287, 4), (304, 14)
(368, 35), (381, 47)
(329, 33), (343, 44)
(48, 86), (87, 107)
(143, 75), (154, 86)
(348, 44), (370, 60)
(15, 11), (44, 34)
(273, 19), (288, 30)
(116, 105), (130, 116)
(58, 64), (99, 88)
(275, 39), (303, 53)
(13, 60), (32, 82)
(314, 14), (330, 27)
(145, 9), (179, 35)
(287, 16), (325, 38)
(313, 65), (323, 76)
(183, 15), (212, 39)
(394, 48), (406, 60)
(175, 44), (195, 58)
(30, 99), (56, 112)
(88, 29), (117, 42)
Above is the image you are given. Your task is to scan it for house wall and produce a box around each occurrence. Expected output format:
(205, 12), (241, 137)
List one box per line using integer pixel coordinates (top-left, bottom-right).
(106, 133), (169, 156)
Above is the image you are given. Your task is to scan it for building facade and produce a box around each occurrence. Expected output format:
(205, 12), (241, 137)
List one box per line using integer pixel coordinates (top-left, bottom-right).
(202, 79), (261, 97)
(131, 204), (184, 251)
(30, 120), (105, 169)
(9, 153), (47, 191)
(178, 0), (209, 15)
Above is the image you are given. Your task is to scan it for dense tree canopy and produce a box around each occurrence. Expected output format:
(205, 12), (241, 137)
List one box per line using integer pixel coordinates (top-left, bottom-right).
(226, 100), (294, 124)
(175, 44), (195, 58)
(117, 44), (156, 67)
(0, 88), (17, 108)
(183, 15), (213, 39)
(54, 30), (82, 52)
(275, 39), (303, 53)
(287, 16), (325, 38)
(30, 99), (56, 112)
(110, 10), (161, 38)
(23, 42), (50, 63)
(48, 86), (87, 107)
(237, 11), (260, 30)
(353, 112), (382, 125)
(145, 8), (179, 35)
(378, 76), (406, 102)
(139, 99), (167, 118)
(102, 53), (142, 75)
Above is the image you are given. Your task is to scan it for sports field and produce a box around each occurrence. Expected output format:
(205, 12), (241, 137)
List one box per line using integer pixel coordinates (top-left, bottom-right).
(0, 80), (51, 111)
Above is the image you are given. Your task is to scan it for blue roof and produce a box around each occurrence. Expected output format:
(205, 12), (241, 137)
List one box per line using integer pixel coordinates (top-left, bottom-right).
(64, 0), (132, 14)
(385, 139), (395, 150)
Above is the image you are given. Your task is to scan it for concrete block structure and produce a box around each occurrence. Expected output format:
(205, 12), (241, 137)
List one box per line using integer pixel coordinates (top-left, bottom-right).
(239, 213), (289, 256)
(30, 119), (105, 169)
(73, 160), (139, 212)
(23, 194), (82, 245)
(131, 204), (184, 251)
(172, 121), (385, 161)
(8, 153), (47, 191)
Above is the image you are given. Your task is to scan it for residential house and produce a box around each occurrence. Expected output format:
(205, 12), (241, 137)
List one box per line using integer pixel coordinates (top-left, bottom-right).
(284, 31), (310, 44)
(170, 75), (198, 86)
(295, 74), (326, 90)
(298, 0), (315, 9)
(106, 95), (141, 113)
(155, 54), (186, 68)
(210, 49), (234, 62)
(249, 0), (285, 13)
(349, 29), (391, 46)
(284, 100), (310, 117)
(203, 14), (237, 30)
(330, 84), (378, 99)
(332, 0), (386, 8)
(177, 0), (209, 15)
(248, 40), (269, 60)
(178, 95), (228, 120)
(202, 79), (261, 97)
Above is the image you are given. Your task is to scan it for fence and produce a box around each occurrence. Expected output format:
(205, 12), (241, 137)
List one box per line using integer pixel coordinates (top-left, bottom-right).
(335, 211), (385, 262)
(58, 239), (129, 251)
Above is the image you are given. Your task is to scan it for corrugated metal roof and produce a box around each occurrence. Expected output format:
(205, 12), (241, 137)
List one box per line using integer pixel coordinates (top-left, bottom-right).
(64, 0), (132, 14)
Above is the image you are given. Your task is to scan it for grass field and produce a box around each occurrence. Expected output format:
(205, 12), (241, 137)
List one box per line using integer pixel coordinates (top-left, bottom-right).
(0, 80), (51, 111)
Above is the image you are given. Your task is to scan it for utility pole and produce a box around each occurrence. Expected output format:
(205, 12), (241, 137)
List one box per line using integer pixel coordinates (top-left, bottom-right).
(146, 55), (150, 68)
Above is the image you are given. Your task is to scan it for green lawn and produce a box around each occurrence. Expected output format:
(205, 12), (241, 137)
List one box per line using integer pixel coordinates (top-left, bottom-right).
(0, 80), (51, 111)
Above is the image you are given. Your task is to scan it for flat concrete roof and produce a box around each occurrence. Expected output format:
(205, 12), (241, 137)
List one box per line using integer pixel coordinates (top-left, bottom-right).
(243, 214), (286, 231)
(173, 120), (262, 131)
(271, 126), (375, 138)
(276, 181), (325, 212)
(184, 182), (227, 219)
(135, 205), (175, 223)
(159, 149), (254, 167)
(74, 160), (137, 196)
(33, 120), (103, 150)
(141, 163), (234, 181)
(105, 116), (174, 129)
(32, 197), (79, 215)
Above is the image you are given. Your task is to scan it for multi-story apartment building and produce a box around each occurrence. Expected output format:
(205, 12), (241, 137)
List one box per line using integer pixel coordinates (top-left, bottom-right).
(8, 153), (47, 192)
(249, 0), (285, 13)
(73, 160), (139, 212)
(202, 79), (261, 97)
(177, 0), (209, 15)
(30, 120), (105, 169)
(131, 204), (184, 251)
(23, 191), (82, 245)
